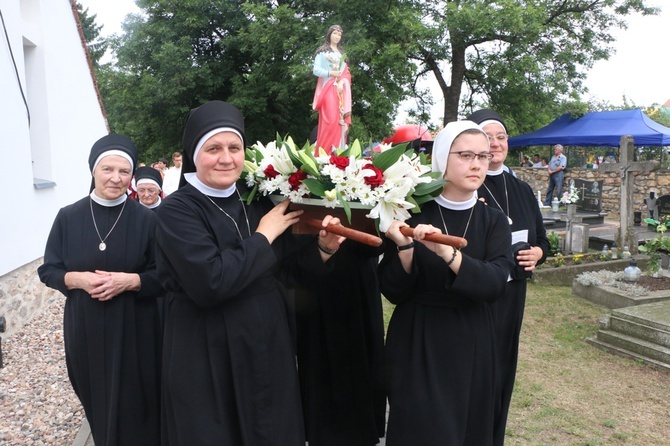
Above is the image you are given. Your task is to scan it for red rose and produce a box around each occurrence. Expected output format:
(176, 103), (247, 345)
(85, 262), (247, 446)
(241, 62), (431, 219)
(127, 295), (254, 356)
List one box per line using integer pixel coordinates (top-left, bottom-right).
(329, 155), (350, 170)
(288, 170), (308, 190)
(362, 164), (385, 188)
(264, 164), (279, 179)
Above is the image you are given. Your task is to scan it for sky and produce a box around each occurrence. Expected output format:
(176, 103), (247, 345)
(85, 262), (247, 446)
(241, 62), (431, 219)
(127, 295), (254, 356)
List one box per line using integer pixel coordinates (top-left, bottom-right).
(80, 0), (668, 121)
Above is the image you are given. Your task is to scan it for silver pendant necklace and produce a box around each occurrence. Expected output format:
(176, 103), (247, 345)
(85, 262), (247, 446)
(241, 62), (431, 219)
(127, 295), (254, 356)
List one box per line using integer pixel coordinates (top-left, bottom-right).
(90, 198), (127, 251)
(439, 204), (475, 240)
(205, 189), (251, 240)
(482, 175), (513, 225)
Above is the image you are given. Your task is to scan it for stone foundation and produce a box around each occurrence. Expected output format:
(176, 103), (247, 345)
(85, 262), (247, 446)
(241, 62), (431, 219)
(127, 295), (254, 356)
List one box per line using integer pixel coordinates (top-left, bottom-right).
(0, 258), (60, 337)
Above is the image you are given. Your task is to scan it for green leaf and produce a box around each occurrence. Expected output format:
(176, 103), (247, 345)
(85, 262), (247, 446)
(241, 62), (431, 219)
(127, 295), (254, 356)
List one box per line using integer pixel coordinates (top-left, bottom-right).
(285, 141), (302, 167)
(302, 178), (327, 197)
(242, 184), (258, 205)
(372, 144), (405, 171)
(413, 193), (439, 206)
(406, 195), (421, 213)
(297, 150), (321, 177)
(413, 179), (445, 197)
(337, 191), (352, 224)
(348, 139), (363, 159)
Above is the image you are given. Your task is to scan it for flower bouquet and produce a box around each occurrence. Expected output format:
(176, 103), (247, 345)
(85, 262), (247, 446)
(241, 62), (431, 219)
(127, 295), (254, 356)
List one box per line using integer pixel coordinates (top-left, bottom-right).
(242, 135), (444, 234)
(560, 183), (580, 205)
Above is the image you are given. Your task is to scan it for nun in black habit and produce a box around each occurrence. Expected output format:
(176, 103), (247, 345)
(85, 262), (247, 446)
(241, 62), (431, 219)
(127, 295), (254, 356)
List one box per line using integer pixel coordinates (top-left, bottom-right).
(155, 100), (344, 445)
(293, 238), (386, 446)
(379, 121), (514, 446)
(468, 109), (549, 446)
(135, 165), (164, 210)
(38, 134), (163, 446)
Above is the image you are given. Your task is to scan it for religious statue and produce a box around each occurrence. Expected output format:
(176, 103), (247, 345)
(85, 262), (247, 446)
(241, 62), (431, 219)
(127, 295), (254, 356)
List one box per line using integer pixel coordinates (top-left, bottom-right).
(312, 25), (352, 155)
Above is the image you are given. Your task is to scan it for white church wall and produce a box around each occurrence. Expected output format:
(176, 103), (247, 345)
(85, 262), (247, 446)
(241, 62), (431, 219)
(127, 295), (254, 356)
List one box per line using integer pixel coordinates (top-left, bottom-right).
(1, 0), (107, 277)
(0, 0), (107, 332)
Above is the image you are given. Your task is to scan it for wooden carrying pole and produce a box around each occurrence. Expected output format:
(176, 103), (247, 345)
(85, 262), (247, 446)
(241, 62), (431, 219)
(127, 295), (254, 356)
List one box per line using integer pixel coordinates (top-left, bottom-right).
(306, 219), (468, 249)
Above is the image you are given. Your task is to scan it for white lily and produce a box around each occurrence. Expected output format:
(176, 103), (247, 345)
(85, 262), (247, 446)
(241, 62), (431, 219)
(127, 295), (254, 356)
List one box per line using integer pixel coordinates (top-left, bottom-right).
(368, 178), (415, 232)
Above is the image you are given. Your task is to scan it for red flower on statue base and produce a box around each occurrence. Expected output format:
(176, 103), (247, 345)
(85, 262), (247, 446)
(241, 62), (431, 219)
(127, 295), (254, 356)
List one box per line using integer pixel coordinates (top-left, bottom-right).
(362, 164), (385, 188)
(288, 170), (308, 191)
(329, 155), (350, 170)
(264, 164), (279, 179)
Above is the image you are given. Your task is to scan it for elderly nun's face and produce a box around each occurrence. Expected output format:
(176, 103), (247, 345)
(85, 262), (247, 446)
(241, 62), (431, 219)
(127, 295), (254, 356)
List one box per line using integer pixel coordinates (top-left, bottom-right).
(482, 122), (508, 169)
(195, 131), (245, 190)
(137, 183), (160, 206)
(93, 155), (133, 200)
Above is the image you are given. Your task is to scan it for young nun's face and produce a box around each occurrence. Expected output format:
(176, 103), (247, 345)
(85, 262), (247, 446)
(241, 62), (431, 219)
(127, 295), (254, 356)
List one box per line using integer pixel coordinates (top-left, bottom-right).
(195, 131), (245, 190)
(93, 155), (132, 200)
(482, 122), (508, 169)
(443, 132), (490, 201)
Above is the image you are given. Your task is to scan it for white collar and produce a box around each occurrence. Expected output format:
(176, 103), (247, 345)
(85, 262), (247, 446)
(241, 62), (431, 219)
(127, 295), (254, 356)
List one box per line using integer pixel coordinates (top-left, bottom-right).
(487, 166), (505, 176)
(90, 191), (128, 207)
(142, 196), (162, 209)
(184, 172), (237, 198)
(435, 193), (477, 211)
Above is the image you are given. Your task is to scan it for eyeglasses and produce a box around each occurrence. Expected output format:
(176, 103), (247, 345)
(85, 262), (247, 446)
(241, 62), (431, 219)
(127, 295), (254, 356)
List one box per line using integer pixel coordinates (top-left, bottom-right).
(450, 151), (494, 163)
(137, 188), (159, 195)
(486, 133), (508, 142)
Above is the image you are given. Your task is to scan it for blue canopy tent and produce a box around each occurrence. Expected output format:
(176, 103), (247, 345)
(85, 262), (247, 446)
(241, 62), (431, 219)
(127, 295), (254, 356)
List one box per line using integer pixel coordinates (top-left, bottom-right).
(508, 109), (670, 147)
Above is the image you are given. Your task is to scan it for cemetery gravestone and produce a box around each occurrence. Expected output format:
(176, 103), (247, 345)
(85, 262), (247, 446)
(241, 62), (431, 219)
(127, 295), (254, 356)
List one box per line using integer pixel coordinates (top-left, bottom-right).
(573, 178), (603, 213)
(655, 195), (670, 221)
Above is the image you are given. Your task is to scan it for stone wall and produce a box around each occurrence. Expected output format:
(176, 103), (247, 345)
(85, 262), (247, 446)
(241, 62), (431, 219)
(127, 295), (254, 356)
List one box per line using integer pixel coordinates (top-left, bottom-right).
(0, 258), (59, 337)
(515, 167), (670, 219)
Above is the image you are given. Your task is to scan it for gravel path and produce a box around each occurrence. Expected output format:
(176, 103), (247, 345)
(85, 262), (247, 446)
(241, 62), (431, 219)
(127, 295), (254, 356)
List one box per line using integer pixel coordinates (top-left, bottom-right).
(0, 298), (83, 445)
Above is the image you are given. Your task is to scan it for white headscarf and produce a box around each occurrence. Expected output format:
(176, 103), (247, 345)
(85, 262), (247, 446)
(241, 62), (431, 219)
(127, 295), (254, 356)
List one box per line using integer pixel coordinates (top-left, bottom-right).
(431, 120), (488, 178)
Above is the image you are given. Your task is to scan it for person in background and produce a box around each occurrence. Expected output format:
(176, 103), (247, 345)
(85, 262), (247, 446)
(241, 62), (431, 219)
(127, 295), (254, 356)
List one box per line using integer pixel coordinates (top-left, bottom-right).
(157, 157), (168, 172)
(155, 100), (345, 445)
(135, 166), (164, 210)
(293, 230), (386, 444)
(38, 134), (162, 446)
(162, 151), (183, 196)
(541, 157), (549, 167)
(522, 156), (533, 167)
(532, 154), (543, 168)
(469, 108), (549, 446)
(544, 144), (567, 206)
(379, 120), (513, 445)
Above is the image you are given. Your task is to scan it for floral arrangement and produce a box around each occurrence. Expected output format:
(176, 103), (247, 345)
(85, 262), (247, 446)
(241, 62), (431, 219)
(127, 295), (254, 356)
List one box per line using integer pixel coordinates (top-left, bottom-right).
(644, 215), (670, 234)
(639, 216), (670, 276)
(552, 253), (565, 267)
(242, 136), (444, 232)
(560, 183), (580, 205)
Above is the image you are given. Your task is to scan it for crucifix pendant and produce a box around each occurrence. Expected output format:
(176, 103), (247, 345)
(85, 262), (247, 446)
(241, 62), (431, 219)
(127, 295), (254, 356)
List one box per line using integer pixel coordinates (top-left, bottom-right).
(99, 242), (107, 251)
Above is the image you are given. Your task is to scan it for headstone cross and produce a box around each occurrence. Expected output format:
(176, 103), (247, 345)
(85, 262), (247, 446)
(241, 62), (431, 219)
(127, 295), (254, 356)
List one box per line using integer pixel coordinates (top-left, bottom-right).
(598, 135), (660, 253)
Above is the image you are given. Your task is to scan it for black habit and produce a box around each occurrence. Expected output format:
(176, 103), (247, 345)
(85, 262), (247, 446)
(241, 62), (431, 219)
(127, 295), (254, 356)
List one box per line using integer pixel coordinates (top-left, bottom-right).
(379, 200), (513, 446)
(294, 240), (386, 446)
(155, 184), (310, 445)
(38, 197), (162, 446)
(477, 171), (549, 446)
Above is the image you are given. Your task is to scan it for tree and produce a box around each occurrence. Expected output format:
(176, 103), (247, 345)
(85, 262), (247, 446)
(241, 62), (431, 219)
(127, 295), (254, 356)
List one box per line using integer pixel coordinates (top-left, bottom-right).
(406, 0), (658, 133)
(75, 2), (108, 68)
(96, 0), (419, 161)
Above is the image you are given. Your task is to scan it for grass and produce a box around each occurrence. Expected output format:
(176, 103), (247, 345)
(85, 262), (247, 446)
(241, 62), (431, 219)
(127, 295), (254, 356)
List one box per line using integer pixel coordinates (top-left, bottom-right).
(381, 283), (670, 445)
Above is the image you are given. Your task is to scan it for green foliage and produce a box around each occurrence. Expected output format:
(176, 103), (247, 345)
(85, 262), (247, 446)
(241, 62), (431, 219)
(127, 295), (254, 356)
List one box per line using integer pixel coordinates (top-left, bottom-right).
(85, 0), (659, 163)
(547, 231), (561, 256)
(407, 0), (658, 128)
(93, 0), (418, 162)
(76, 2), (108, 68)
